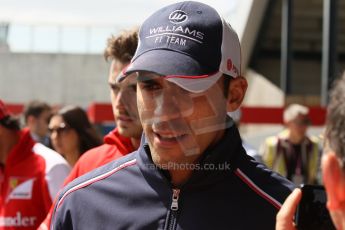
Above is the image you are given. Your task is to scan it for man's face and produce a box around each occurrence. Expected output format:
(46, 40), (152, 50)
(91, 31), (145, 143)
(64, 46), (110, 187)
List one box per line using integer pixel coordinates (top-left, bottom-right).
(287, 114), (310, 140)
(108, 60), (142, 139)
(33, 109), (51, 138)
(136, 72), (229, 167)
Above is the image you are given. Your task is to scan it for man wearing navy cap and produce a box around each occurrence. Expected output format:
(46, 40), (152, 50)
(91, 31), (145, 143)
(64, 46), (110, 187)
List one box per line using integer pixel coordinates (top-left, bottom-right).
(52, 2), (294, 229)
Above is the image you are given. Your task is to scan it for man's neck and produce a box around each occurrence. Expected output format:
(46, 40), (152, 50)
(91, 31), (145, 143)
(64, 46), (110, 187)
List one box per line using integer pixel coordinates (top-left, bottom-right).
(169, 169), (194, 187)
(65, 151), (81, 167)
(31, 132), (44, 142)
(288, 133), (305, 145)
(167, 129), (227, 187)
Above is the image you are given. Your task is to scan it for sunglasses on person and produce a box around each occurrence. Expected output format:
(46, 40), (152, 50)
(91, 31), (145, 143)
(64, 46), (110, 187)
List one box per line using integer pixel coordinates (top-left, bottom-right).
(48, 123), (70, 135)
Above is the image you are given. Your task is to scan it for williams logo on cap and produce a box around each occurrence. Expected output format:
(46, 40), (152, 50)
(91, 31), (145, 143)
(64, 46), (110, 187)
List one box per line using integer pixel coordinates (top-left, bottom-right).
(169, 10), (188, 24)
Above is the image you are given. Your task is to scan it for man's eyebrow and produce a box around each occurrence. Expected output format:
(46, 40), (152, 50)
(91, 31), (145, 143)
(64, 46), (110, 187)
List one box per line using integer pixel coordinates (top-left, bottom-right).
(108, 82), (119, 87)
(128, 82), (137, 86)
(137, 75), (159, 82)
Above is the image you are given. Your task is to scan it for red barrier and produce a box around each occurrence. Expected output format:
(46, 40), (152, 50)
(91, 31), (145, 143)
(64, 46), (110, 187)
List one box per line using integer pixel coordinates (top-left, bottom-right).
(5, 104), (24, 115)
(4, 102), (327, 126)
(87, 103), (114, 123)
(241, 106), (326, 126)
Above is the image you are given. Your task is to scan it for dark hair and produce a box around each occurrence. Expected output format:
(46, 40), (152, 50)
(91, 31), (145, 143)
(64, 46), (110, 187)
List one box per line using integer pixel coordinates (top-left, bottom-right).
(58, 106), (102, 155)
(23, 100), (51, 122)
(104, 28), (138, 63)
(0, 116), (20, 131)
(326, 72), (345, 161)
(223, 75), (233, 98)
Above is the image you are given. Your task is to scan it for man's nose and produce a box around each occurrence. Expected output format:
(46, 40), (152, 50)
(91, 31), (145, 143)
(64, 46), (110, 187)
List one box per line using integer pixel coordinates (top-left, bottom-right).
(154, 89), (194, 121)
(50, 131), (58, 140)
(115, 89), (132, 109)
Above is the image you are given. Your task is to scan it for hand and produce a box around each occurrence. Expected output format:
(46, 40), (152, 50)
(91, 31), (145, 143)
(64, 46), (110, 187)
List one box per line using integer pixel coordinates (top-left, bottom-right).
(276, 188), (302, 230)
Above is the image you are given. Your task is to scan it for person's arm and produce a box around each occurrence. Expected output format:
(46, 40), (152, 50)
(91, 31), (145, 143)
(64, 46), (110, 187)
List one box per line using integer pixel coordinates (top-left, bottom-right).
(276, 188), (302, 230)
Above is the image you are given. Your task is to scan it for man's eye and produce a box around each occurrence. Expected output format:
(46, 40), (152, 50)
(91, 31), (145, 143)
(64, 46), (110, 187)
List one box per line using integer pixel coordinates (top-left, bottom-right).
(137, 75), (162, 91)
(141, 83), (161, 91)
(110, 84), (119, 92)
(129, 85), (137, 92)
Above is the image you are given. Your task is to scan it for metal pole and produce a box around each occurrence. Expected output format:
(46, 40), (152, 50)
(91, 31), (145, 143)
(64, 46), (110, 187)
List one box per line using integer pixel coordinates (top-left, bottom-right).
(321, 0), (338, 106)
(280, 0), (293, 95)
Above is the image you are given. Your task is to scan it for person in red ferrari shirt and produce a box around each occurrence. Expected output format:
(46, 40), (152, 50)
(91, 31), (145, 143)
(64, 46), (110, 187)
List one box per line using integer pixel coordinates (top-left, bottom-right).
(38, 29), (141, 229)
(0, 99), (70, 230)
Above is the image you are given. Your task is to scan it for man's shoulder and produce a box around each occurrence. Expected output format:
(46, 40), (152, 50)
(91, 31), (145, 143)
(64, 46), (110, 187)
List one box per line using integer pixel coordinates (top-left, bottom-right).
(73, 142), (133, 177)
(57, 152), (138, 202)
(32, 143), (70, 170)
(78, 143), (121, 163)
(263, 134), (282, 147)
(308, 134), (321, 145)
(235, 155), (295, 208)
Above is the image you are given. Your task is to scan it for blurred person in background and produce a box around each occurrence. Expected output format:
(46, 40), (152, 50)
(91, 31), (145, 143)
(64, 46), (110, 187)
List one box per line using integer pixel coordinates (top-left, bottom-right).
(260, 103), (321, 185)
(0, 99), (70, 230)
(276, 73), (345, 230)
(23, 100), (52, 147)
(49, 105), (102, 167)
(38, 29), (140, 229)
(228, 108), (262, 162)
(57, 28), (141, 177)
(59, 28), (140, 175)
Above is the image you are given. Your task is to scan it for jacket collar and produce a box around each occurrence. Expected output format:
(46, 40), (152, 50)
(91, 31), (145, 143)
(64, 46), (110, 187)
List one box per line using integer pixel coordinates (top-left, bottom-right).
(136, 124), (246, 190)
(103, 128), (135, 154)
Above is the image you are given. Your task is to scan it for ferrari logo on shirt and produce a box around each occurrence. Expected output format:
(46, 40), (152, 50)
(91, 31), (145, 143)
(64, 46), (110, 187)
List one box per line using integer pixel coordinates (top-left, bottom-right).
(9, 178), (19, 190)
(6, 177), (35, 202)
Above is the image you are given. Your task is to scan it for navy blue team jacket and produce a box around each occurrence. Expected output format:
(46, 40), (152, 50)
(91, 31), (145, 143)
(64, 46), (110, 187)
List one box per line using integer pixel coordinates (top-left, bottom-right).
(52, 125), (295, 230)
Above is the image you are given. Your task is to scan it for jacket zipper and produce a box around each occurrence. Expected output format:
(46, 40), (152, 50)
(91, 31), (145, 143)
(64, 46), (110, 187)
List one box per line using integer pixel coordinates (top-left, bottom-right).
(166, 188), (180, 230)
(171, 188), (180, 211)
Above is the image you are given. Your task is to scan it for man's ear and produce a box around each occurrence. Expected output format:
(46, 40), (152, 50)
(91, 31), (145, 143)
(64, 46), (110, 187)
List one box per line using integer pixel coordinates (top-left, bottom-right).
(322, 152), (345, 210)
(226, 76), (248, 112)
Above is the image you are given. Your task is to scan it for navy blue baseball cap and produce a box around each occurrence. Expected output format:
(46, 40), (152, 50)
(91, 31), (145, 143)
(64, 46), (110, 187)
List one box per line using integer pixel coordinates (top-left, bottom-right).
(123, 1), (241, 93)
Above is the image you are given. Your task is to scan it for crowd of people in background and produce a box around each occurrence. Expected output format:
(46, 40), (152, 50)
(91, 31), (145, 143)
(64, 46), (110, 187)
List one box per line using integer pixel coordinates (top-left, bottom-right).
(0, 1), (344, 229)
